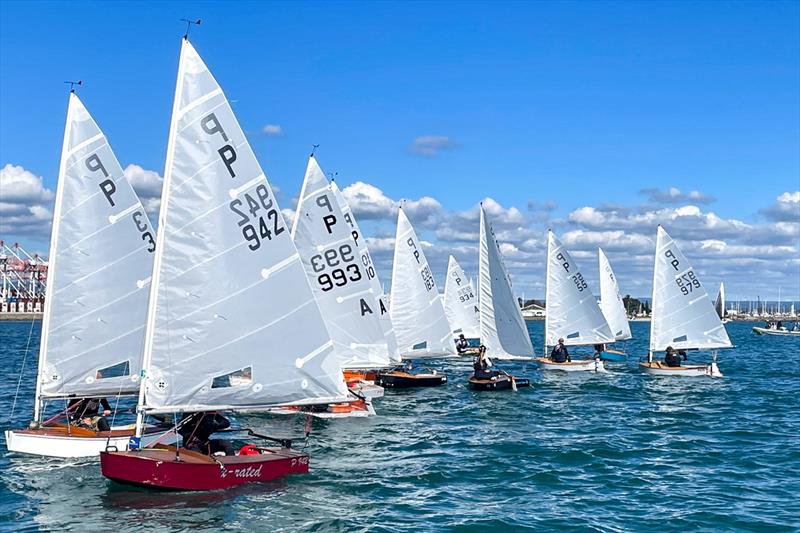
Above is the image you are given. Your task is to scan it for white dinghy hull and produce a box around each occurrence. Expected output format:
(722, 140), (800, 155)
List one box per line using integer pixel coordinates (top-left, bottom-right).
(4, 426), (173, 458)
(752, 327), (800, 337)
(639, 361), (723, 378)
(535, 357), (606, 373)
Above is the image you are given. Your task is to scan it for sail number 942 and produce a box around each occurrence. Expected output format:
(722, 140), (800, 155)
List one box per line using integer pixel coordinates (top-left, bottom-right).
(229, 184), (284, 251)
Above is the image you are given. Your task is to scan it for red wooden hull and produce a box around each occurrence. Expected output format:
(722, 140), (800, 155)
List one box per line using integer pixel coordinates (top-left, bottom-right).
(100, 446), (309, 491)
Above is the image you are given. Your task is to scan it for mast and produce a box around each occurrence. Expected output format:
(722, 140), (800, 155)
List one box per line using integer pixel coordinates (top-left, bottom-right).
(33, 90), (74, 423)
(647, 226), (660, 364)
(543, 230), (552, 356)
(134, 37), (188, 438)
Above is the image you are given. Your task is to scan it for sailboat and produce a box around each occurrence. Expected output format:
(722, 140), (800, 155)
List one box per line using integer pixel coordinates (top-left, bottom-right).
(290, 155), (392, 412)
(714, 282), (730, 323)
(468, 205), (532, 391)
(597, 248), (632, 361)
(330, 180), (401, 379)
(640, 226), (731, 377)
(4, 91), (172, 458)
(100, 37), (350, 490)
(536, 231), (614, 372)
(378, 207), (453, 387)
(443, 255), (480, 349)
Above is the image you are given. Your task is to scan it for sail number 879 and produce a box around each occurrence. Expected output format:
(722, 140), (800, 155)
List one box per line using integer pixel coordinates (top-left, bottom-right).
(675, 271), (700, 295)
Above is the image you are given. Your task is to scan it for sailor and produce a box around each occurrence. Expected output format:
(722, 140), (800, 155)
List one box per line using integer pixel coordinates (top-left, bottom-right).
(178, 412), (234, 456)
(69, 397), (112, 432)
(664, 346), (684, 367)
(473, 345), (496, 379)
(550, 338), (570, 363)
(455, 334), (469, 354)
(593, 344), (605, 359)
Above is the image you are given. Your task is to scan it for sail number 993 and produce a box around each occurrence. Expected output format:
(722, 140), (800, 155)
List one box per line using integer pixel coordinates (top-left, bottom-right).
(229, 184), (285, 251)
(311, 243), (362, 292)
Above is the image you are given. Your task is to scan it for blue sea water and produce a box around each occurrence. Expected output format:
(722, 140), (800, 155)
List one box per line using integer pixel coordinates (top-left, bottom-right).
(1, 320), (799, 532)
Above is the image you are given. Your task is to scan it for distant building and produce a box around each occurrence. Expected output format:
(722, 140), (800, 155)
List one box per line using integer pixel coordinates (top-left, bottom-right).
(521, 302), (546, 319)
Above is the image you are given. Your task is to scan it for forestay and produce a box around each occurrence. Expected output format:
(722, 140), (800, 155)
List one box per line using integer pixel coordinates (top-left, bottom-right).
(37, 92), (155, 402)
(479, 207), (534, 359)
(140, 39), (348, 413)
(330, 181), (400, 364)
(598, 248), (632, 341)
(291, 156), (392, 370)
(443, 255), (480, 338)
(649, 226), (731, 352)
(389, 208), (455, 358)
(545, 231), (614, 347)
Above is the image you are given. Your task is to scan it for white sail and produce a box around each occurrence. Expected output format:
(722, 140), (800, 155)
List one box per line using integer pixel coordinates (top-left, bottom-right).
(649, 226), (731, 352)
(139, 39), (348, 414)
(36, 92), (155, 404)
(598, 248), (632, 341)
(714, 282), (726, 320)
(479, 207), (534, 359)
(443, 255), (480, 338)
(544, 231), (614, 347)
(330, 181), (400, 364)
(389, 208), (455, 358)
(291, 156), (392, 370)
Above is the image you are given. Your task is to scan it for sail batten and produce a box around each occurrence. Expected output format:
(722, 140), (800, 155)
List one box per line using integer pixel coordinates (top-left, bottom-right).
(545, 231), (614, 347)
(34, 92), (156, 408)
(649, 226), (731, 352)
(390, 208), (455, 359)
(138, 39), (348, 412)
(478, 206), (533, 359)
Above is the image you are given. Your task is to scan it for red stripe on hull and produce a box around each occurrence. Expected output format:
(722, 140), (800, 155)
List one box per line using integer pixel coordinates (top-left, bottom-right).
(100, 447), (309, 491)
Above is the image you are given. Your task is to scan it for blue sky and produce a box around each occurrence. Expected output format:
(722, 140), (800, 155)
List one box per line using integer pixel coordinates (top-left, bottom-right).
(1, 1), (798, 300)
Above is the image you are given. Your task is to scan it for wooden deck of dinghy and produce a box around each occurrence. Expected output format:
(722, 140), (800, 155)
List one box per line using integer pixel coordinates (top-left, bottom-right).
(639, 361), (707, 371)
(534, 357), (594, 367)
(13, 423), (166, 439)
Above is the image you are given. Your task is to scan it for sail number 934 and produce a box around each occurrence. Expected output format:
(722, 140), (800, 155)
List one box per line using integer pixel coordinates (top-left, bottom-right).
(311, 243), (362, 291)
(229, 184), (284, 251)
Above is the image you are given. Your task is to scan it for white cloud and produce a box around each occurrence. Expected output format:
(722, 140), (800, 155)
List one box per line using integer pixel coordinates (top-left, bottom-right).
(408, 135), (459, 157)
(640, 186), (715, 205)
(0, 164), (54, 238)
(123, 164), (163, 216)
(339, 181), (443, 227)
(262, 124), (282, 136)
(761, 191), (800, 222)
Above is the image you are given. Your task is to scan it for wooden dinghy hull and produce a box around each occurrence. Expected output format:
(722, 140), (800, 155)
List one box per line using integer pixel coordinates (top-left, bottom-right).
(4, 424), (174, 458)
(375, 371), (447, 388)
(639, 361), (722, 378)
(100, 446), (309, 491)
(468, 375), (530, 391)
(534, 357), (606, 373)
(268, 397), (376, 419)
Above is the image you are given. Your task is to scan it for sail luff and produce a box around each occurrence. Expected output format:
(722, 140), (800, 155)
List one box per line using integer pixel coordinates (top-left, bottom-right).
(33, 93), (74, 421)
(135, 38), (190, 434)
